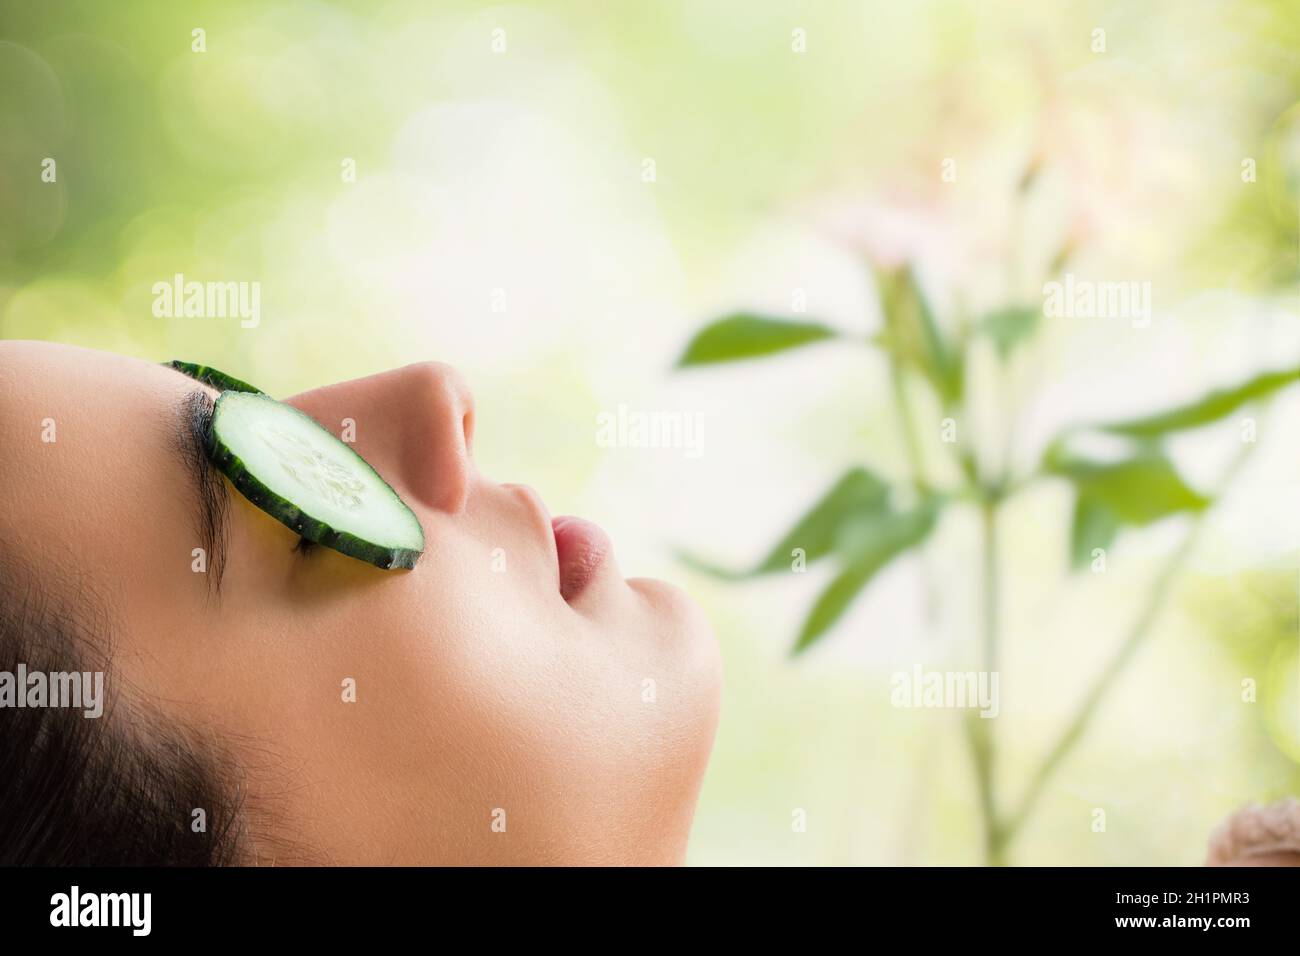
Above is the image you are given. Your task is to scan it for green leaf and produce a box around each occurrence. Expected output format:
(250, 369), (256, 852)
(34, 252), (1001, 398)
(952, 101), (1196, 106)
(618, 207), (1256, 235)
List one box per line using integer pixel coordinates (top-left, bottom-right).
(675, 314), (837, 367)
(1069, 494), (1120, 570)
(877, 265), (963, 403)
(792, 500), (939, 655)
(1096, 368), (1299, 438)
(1051, 453), (1209, 526)
(755, 467), (891, 573)
(677, 466), (891, 579)
(978, 306), (1040, 360)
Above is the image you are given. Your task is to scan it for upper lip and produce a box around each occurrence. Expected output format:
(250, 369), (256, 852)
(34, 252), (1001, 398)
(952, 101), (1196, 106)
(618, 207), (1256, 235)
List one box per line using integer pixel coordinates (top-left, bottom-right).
(501, 483), (561, 591)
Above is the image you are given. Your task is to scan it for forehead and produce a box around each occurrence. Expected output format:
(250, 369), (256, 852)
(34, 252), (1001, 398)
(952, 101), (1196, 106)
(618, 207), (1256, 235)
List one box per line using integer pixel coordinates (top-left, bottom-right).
(0, 341), (198, 603)
(0, 340), (193, 425)
(0, 342), (193, 475)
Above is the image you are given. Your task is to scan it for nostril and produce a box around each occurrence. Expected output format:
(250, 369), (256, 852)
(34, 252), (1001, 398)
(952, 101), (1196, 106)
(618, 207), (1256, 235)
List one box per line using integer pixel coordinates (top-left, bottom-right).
(288, 361), (477, 516)
(433, 364), (473, 451)
(462, 404), (475, 452)
(397, 361), (476, 513)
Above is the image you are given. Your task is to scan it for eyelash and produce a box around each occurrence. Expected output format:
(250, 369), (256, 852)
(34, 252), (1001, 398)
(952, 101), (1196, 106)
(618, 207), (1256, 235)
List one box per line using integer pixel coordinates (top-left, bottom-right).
(181, 388), (318, 570)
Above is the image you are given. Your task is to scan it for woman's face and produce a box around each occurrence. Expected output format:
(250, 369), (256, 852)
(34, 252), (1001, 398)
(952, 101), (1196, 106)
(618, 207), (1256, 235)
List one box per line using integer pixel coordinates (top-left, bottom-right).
(0, 340), (721, 864)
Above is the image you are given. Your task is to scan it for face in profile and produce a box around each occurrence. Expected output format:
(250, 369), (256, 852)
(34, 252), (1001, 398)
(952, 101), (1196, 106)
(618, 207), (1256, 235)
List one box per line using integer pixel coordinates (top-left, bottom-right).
(0, 340), (721, 865)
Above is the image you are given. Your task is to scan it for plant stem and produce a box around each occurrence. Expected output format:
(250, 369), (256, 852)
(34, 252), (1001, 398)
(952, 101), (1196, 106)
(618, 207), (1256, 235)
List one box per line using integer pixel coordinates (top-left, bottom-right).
(968, 498), (1005, 864)
(887, 360), (928, 494)
(883, 355), (947, 635)
(981, 500), (1001, 677)
(1001, 529), (1196, 841)
(1000, 441), (1257, 846)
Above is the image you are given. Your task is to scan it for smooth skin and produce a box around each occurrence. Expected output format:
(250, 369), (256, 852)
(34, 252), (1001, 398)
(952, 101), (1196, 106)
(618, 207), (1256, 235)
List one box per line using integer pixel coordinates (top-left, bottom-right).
(0, 340), (721, 865)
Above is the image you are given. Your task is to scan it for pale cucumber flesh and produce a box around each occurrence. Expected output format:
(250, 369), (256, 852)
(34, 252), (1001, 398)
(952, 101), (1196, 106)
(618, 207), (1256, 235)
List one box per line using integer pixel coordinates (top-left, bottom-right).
(208, 391), (424, 570)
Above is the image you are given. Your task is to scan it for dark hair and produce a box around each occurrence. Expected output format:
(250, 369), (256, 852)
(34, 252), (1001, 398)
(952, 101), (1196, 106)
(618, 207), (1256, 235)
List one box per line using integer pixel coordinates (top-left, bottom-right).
(0, 555), (247, 865)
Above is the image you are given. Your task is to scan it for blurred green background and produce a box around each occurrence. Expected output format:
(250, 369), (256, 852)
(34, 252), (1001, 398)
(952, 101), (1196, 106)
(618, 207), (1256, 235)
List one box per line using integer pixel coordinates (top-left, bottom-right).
(2, 0), (1298, 864)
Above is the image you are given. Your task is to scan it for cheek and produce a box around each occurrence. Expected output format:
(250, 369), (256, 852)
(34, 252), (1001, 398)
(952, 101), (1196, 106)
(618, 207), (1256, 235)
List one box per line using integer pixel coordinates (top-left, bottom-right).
(292, 536), (577, 763)
(184, 526), (718, 862)
(203, 562), (575, 861)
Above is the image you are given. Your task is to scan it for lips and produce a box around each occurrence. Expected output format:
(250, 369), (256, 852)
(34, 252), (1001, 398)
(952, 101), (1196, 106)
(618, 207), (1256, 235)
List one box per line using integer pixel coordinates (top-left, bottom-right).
(551, 515), (610, 602)
(501, 483), (611, 603)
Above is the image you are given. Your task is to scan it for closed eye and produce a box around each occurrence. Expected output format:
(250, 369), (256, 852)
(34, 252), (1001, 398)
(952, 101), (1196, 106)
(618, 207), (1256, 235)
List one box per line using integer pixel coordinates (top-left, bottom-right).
(176, 385), (317, 587)
(175, 388), (231, 596)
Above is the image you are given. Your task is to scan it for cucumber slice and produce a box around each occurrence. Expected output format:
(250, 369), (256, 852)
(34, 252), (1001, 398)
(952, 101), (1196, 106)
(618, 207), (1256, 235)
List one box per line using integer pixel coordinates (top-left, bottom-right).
(208, 391), (424, 570)
(166, 360), (263, 395)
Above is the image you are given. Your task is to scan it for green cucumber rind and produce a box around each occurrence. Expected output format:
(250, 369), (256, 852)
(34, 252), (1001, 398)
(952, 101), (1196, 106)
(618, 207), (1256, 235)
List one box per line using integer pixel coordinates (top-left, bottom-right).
(167, 360), (264, 395)
(206, 393), (425, 571)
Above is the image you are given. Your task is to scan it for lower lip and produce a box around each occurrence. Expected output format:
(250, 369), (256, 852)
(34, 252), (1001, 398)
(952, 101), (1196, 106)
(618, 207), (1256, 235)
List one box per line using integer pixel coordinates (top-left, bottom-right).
(552, 516), (610, 602)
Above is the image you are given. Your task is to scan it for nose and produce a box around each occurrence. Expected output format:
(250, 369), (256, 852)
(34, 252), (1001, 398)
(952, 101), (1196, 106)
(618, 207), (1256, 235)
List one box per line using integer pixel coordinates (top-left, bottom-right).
(286, 361), (475, 514)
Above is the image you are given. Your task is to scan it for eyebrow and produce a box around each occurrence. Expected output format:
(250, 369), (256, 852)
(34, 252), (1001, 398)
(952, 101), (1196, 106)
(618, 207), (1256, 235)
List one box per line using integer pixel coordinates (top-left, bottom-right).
(174, 388), (231, 597)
